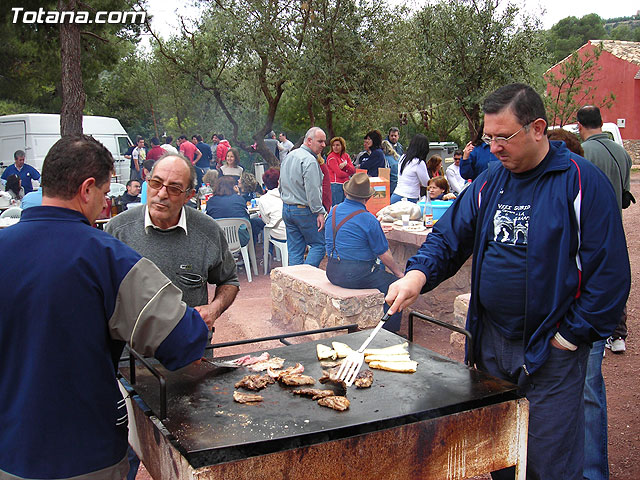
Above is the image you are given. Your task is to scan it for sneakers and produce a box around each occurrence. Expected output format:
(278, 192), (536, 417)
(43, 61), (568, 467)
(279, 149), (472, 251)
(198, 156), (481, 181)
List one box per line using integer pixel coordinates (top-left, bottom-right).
(605, 336), (626, 353)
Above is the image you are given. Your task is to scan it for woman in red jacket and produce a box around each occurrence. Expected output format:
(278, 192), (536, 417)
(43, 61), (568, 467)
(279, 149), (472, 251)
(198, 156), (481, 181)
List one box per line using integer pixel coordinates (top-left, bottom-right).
(326, 136), (356, 205)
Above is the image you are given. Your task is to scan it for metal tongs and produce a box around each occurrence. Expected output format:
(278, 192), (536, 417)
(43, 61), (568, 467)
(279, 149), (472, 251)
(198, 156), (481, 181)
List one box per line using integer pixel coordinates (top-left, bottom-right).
(336, 312), (390, 387)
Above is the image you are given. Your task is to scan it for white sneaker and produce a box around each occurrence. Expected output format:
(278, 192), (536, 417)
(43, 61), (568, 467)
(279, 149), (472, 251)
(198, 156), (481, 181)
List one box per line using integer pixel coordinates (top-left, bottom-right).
(606, 336), (626, 353)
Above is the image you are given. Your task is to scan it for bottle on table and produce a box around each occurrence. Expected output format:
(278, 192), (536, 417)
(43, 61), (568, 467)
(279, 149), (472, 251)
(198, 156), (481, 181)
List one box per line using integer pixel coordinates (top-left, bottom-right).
(422, 195), (433, 227)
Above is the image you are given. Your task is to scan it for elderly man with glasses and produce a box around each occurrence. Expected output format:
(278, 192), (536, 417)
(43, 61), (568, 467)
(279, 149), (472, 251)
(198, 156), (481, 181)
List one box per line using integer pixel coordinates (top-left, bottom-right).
(387, 83), (630, 480)
(106, 153), (239, 327)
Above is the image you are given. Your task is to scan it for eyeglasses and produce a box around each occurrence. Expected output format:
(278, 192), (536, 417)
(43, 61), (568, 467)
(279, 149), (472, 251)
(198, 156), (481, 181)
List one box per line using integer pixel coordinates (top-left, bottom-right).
(147, 178), (190, 197)
(482, 122), (531, 146)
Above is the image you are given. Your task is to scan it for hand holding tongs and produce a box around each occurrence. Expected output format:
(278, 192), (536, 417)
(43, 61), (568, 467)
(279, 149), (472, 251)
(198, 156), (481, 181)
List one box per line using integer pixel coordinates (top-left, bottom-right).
(336, 312), (390, 387)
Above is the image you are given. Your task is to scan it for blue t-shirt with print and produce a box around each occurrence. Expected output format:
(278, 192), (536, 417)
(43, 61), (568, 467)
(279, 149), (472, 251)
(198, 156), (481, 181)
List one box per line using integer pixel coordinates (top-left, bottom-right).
(478, 154), (550, 340)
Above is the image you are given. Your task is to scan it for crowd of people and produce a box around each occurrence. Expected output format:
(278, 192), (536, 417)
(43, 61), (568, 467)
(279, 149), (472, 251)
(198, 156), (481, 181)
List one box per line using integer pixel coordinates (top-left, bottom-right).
(0, 82), (634, 480)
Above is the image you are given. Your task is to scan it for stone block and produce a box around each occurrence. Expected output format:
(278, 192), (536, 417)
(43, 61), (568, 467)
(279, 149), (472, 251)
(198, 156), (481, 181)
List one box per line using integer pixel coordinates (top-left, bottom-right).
(271, 265), (384, 330)
(453, 293), (471, 328)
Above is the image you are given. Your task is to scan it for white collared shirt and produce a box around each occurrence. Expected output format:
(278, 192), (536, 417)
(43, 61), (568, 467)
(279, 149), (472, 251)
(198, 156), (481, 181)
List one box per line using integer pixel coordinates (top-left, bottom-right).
(144, 205), (188, 234)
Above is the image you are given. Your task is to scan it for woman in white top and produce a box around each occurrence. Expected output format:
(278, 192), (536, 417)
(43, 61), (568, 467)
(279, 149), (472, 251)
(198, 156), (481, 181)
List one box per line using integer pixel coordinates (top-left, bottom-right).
(220, 148), (244, 178)
(390, 134), (430, 204)
(257, 167), (286, 241)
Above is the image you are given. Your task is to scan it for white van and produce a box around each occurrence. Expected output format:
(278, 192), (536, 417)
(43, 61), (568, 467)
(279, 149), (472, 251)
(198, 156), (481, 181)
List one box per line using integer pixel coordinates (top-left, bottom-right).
(0, 114), (133, 183)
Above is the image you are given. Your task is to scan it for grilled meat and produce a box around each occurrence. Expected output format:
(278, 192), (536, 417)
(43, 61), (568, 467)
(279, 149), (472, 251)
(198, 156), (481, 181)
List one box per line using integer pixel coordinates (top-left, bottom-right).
(247, 356), (285, 372)
(233, 391), (263, 404)
(292, 388), (335, 400)
(319, 367), (347, 389)
(317, 395), (350, 411)
(232, 352), (270, 366)
(234, 374), (274, 391)
(279, 374), (315, 386)
(353, 369), (373, 388)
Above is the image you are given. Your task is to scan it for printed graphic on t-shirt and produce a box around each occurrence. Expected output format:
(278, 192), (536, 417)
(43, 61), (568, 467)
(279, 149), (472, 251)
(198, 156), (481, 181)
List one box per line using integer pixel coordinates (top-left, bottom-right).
(493, 203), (529, 245)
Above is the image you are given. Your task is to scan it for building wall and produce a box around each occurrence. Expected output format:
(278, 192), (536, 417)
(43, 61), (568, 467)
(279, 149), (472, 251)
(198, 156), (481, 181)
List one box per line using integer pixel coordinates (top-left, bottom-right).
(546, 42), (640, 141)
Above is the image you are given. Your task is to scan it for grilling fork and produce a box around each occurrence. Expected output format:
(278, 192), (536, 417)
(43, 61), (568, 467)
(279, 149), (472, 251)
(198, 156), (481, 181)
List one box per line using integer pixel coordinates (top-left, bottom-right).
(336, 312), (390, 387)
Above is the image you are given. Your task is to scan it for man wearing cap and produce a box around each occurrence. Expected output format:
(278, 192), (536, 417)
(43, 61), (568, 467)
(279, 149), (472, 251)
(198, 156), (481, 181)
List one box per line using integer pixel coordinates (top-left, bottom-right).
(324, 172), (405, 331)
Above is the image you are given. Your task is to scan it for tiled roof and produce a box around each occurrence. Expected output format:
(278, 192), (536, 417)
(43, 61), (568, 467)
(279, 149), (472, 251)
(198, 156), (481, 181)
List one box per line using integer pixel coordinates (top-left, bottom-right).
(589, 40), (640, 67)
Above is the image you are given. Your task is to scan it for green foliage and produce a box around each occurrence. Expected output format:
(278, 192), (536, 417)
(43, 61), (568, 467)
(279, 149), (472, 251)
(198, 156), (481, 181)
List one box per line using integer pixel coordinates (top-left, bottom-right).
(0, 0), (144, 114)
(411, 0), (545, 139)
(546, 14), (607, 63)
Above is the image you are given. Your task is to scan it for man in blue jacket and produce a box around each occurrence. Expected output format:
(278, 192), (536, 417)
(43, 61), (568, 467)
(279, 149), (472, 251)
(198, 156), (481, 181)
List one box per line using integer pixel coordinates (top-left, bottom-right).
(0, 135), (210, 480)
(386, 84), (630, 480)
(1, 149), (40, 194)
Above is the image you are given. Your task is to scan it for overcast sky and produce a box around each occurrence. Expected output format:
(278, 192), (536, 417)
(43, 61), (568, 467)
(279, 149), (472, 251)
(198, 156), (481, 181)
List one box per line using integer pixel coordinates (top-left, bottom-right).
(143, 0), (638, 41)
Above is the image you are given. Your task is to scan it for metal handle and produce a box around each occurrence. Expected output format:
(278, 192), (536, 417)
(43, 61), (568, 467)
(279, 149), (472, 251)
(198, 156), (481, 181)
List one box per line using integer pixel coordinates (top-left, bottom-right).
(127, 346), (168, 420)
(357, 312), (390, 353)
(407, 311), (474, 366)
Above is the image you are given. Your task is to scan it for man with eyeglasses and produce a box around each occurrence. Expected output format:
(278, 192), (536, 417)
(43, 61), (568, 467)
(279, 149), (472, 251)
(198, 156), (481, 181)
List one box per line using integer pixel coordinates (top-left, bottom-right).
(386, 83), (630, 479)
(106, 154), (239, 327)
(279, 126), (328, 266)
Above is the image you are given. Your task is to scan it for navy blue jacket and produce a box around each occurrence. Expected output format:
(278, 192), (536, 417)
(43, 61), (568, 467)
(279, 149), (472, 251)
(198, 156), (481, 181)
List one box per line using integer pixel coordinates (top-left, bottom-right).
(407, 141), (630, 375)
(0, 207), (208, 479)
(360, 148), (385, 177)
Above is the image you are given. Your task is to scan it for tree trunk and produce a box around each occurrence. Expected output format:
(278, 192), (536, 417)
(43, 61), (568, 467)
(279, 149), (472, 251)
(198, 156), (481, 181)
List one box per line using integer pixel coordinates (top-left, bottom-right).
(324, 100), (335, 140)
(59, 0), (85, 136)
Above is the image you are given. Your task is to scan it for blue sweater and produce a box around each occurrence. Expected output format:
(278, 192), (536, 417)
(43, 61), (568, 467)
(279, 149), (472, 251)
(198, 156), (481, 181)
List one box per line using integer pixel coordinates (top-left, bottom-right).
(407, 141), (630, 375)
(0, 207), (208, 479)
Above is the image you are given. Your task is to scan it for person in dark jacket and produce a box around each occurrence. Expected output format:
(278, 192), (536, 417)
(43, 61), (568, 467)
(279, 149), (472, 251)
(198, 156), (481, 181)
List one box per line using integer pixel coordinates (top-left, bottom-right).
(460, 121), (499, 181)
(359, 130), (385, 177)
(0, 135), (209, 480)
(386, 84), (630, 480)
(206, 175), (251, 246)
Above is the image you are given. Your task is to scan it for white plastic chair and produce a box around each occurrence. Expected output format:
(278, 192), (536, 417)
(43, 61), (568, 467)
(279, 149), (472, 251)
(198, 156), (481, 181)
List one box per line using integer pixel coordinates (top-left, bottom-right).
(0, 207), (22, 218)
(108, 183), (127, 198)
(216, 218), (258, 282)
(263, 224), (288, 275)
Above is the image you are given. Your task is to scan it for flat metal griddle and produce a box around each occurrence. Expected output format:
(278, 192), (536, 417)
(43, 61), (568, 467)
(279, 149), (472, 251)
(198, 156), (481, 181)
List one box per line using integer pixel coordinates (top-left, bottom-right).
(119, 329), (518, 469)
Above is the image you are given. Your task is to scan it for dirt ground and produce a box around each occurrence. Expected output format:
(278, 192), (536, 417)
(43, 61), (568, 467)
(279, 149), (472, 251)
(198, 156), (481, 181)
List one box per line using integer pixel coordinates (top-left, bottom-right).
(136, 172), (640, 479)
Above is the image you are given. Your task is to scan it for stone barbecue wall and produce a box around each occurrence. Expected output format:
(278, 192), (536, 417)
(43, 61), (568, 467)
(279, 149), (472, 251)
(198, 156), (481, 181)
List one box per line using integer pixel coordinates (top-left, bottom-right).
(271, 265), (384, 332)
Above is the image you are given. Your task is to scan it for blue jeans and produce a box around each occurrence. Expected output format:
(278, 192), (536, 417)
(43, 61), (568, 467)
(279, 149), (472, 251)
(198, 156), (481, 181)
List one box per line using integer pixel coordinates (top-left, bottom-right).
(389, 193), (417, 205)
(477, 320), (590, 480)
(282, 204), (325, 267)
(326, 258), (402, 331)
(583, 339), (608, 480)
(331, 183), (345, 206)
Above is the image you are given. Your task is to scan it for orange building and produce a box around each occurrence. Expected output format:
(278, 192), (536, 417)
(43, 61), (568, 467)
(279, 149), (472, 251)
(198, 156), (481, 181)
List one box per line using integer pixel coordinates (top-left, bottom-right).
(545, 40), (640, 161)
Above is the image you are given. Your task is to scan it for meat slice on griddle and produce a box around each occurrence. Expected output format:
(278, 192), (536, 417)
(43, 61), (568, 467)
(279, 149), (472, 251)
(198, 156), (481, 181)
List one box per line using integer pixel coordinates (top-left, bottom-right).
(234, 374), (274, 391)
(233, 391), (263, 404)
(279, 374), (315, 386)
(319, 367), (347, 393)
(353, 369), (373, 388)
(291, 388), (335, 400)
(317, 395), (350, 411)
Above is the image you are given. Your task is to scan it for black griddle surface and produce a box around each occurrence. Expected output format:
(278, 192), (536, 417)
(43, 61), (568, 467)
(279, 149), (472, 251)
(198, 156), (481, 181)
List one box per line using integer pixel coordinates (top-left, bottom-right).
(119, 329), (518, 468)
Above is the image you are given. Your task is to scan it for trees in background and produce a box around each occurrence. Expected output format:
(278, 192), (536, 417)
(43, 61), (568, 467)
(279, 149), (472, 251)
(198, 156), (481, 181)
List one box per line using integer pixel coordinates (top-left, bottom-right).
(1, 1), (636, 153)
(411, 0), (545, 139)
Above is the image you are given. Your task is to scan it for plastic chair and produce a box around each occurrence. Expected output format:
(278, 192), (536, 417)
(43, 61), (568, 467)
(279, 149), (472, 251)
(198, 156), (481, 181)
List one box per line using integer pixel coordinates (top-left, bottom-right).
(108, 183), (127, 198)
(216, 218), (259, 282)
(263, 226), (288, 274)
(0, 207), (22, 218)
